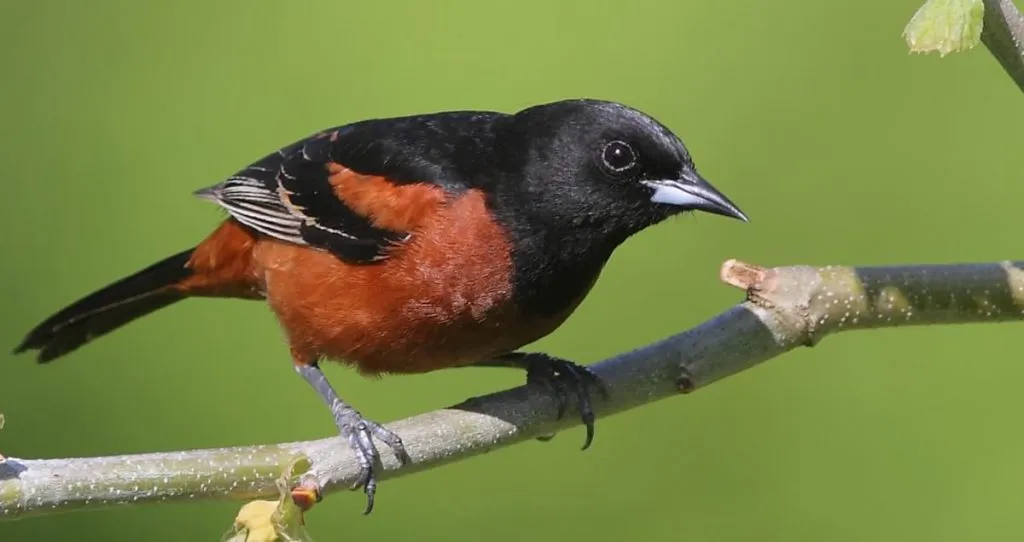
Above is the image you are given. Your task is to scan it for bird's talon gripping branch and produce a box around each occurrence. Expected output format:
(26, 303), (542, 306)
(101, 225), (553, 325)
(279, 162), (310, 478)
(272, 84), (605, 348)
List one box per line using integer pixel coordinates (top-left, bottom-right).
(295, 363), (406, 514)
(340, 414), (389, 514)
(546, 359), (607, 450)
(528, 366), (570, 419)
(481, 352), (608, 450)
(368, 421), (411, 464)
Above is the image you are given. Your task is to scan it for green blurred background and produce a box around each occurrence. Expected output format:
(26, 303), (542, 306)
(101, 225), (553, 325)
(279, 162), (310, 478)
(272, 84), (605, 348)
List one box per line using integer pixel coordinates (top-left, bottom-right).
(2, 1), (1023, 540)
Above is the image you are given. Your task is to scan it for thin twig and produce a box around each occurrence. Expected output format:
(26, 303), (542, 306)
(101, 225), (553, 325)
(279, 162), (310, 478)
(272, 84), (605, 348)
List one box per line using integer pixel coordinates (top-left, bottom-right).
(3, 259), (1022, 520)
(982, 0), (1024, 91)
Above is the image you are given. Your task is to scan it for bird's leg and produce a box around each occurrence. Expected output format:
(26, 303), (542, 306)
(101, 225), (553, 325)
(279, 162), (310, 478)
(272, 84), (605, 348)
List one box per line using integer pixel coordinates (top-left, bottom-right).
(474, 352), (608, 450)
(292, 362), (410, 515)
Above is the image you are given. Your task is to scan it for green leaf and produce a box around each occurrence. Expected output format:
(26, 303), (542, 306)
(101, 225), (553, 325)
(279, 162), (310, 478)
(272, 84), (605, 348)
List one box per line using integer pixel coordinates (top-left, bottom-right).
(903, 0), (985, 56)
(222, 455), (315, 542)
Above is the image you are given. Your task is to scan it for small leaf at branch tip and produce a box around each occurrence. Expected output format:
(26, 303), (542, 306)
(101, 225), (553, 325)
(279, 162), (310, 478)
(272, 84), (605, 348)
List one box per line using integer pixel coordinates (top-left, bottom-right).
(225, 497), (313, 542)
(223, 455), (316, 542)
(227, 500), (280, 542)
(903, 0), (984, 56)
(720, 259), (765, 291)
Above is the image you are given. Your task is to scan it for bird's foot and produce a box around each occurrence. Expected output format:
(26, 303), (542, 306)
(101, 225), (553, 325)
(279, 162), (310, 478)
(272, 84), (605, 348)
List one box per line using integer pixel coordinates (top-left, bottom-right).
(293, 362), (411, 515)
(520, 353), (609, 450)
(333, 410), (410, 515)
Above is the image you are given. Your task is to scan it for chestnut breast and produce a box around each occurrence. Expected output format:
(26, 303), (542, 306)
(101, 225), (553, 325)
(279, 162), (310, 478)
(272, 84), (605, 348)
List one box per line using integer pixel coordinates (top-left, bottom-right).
(252, 186), (590, 374)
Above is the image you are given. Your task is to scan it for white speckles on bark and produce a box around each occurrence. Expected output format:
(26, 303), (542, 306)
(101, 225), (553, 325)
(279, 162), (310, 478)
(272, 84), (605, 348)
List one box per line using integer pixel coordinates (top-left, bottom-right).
(2, 259), (1023, 519)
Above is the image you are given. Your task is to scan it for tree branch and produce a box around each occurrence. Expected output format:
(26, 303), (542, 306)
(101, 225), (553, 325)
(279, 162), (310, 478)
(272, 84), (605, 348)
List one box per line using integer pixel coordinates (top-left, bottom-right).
(2, 259), (1023, 522)
(981, 0), (1024, 90)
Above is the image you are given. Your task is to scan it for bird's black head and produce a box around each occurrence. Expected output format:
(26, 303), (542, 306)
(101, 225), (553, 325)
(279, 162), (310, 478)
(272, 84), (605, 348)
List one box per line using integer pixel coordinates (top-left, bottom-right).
(493, 99), (747, 241)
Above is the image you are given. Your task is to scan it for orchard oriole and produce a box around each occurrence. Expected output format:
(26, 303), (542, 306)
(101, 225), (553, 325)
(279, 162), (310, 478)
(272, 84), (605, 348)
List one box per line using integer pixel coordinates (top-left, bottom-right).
(14, 98), (747, 513)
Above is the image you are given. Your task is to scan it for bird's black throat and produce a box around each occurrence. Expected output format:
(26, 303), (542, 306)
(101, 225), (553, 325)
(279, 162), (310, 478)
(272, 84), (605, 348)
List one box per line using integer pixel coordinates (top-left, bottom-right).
(486, 201), (631, 318)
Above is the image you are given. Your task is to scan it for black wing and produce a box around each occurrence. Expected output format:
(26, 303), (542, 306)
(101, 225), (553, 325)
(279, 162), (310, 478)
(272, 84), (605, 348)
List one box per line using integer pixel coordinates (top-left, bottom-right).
(195, 112), (505, 264)
(196, 132), (409, 263)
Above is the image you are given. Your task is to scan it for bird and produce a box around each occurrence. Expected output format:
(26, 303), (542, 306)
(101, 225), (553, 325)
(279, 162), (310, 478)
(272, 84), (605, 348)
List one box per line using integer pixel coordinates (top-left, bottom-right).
(12, 98), (748, 514)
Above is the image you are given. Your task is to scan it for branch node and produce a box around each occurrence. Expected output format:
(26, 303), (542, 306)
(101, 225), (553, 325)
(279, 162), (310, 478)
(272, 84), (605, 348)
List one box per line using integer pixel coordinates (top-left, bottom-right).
(676, 369), (696, 394)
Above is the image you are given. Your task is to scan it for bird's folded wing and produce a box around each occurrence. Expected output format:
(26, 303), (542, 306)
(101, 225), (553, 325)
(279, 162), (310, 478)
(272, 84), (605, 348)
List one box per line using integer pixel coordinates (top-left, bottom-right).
(195, 132), (424, 264)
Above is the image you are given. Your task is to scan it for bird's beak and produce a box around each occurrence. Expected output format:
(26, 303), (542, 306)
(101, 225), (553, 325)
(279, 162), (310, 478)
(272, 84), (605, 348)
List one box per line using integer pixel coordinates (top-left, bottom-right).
(642, 169), (749, 222)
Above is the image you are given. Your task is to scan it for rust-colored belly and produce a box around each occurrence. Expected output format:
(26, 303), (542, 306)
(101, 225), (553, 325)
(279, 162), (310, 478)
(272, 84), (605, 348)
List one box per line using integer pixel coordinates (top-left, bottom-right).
(251, 190), (589, 375)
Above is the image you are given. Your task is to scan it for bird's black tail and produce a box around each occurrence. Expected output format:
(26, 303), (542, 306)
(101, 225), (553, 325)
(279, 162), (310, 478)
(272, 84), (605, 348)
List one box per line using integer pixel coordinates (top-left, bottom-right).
(13, 249), (196, 363)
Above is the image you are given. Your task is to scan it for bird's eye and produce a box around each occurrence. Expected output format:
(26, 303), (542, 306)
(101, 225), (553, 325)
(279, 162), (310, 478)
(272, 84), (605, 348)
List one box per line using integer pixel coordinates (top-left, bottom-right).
(601, 140), (637, 173)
